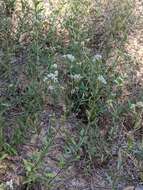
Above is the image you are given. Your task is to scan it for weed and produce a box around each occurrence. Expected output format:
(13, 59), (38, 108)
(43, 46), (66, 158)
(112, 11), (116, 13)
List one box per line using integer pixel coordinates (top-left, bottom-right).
(0, 0), (142, 189)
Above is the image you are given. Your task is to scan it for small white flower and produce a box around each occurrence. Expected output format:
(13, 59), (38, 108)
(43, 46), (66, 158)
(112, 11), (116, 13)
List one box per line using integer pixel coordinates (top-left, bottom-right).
(60, 86), (65, 90)
(9, 84), (14, 87)
(81, 41), (85, 46)
(48, 85), (54, 90)
(77, 62), (82, 66)
(130, 103), (136, 110)
(47, 73), (57, 81)
(136, 101), (143, 108)
(98, 75), (107, 84)
(6, 179), (14, 190)
(71, 89), (76, 94)
(92, 54), (102, 62)
(45, 72), (58, 82)
(43, 76), (48, 82)
(70, 74), (82, 80)
(47, 73), (54, 78)
(52, 64), (58, 69)
(63, 54), (75, 62)
(54, 70), (58, 76)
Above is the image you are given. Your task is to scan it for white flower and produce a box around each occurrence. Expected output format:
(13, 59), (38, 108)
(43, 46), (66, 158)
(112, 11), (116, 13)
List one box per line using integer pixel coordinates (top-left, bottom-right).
(60, 86), (65, 90)
(136, 101), (143, 108)
(81, 41), (85, 46)
(44, 72), (58, 82)
(48, 73), (57, 81)
(70, 74), (82, 80)
(54, 70), (58, 76)
(77, 62), (82, 66)
(43, 76), (48, 82)
(71, 89), (74, 94)
(48, 85), (54, 90)
(47, 73), (54, 78)
(130, 103), (136, 110)
(9, 84), (14, 87)
(98, 75), (107, 84)
(52, 64), (58, 69)
(6, 179), (14, 190)
(92, 54), (102, 62)
(63, 54), (75, 62)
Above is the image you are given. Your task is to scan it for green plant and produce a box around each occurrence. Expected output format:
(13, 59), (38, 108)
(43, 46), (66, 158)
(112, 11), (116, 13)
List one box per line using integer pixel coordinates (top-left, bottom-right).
(0, 0), (141, 189)
(59, 0), (137, 170)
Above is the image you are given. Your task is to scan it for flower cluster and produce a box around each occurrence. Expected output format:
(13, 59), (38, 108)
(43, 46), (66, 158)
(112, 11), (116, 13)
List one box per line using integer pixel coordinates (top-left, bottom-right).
(43, 64), (59, 91)
(98, 75), (107, 85)
(6, 179), (14, 190)
(92, 54), (102, 62)
(44, 70), (58, 82)
(70, 74), (82, 81)
(63, 54), (75, 62)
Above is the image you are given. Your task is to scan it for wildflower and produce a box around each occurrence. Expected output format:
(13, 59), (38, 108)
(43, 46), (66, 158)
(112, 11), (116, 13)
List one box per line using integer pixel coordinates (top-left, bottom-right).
(9, 84), (14, 87)
(70, 74), (82, 80)
(136, 101), (143, 108)
(6, 179), (14, 190)
(98, 75), (107, 84)
(71, 89), (75, 94)
(81, 41), (85, 46)
(44, 71), (58, 83)
(48, 85), (54, 91)
(60, 86), (65, 90)
(52, 64), (58, 69)
(92, 54), (102, 62)
(54, 70), (58, 76)
(43, 76), (48, 82)
(130, 103), (136, 110)
(71, 87), (79, 94)
(47, 73), (58, 82)
(77, 62), (82, 66)
(63, 54), (75, 62)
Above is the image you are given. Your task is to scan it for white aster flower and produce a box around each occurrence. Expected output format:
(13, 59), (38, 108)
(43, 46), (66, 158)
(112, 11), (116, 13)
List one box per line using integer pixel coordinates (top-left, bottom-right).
(43, 76), (48, 82)
(130, 103), (136, 110)
(43, 71), (58, 82)
(52, 64), (58, 69)
(6, 179), (14, 190)
(92, 54), (102, 62)
(63, 54), (75, 62)
(77, 62), (82, 66)
(48, 85), (54, 90)
(60, 86), (65, 90)
(136, 101), (143, 108)
(71, 89), (76, 94)
(47, 73), (54, 78)
(98, 75), (107, 84)
(70, 74), (82, 80)
(9, 84), (14, 87)
(46, 73), (58, 82)
(54, 70), (58, 76)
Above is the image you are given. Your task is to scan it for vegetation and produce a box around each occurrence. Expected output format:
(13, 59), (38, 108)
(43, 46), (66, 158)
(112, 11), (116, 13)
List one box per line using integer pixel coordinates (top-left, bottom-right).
(0, 0), (142, 189)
